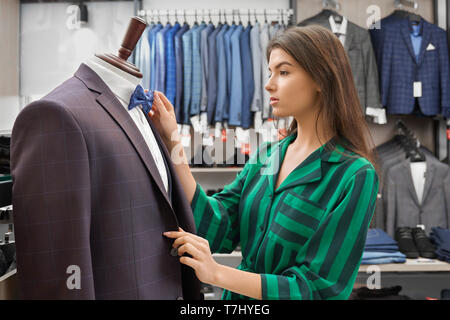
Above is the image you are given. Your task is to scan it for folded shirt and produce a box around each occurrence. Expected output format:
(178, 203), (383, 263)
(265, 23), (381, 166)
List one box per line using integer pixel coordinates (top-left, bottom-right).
(365, 228), (398, 247)
(429, 227), (450, 246)
(362, 251), (406, 261)
(361, 257), (406, 264)
(364, 245), (399, 252)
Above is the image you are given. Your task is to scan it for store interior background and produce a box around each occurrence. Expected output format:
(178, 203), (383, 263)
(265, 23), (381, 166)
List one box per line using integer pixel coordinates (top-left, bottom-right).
(1, 0), (450, 299)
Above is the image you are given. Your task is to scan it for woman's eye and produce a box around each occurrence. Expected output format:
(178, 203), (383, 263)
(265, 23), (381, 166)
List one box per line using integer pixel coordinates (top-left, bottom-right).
(280, 70), (289, 76)
(268, 73), (272, 79)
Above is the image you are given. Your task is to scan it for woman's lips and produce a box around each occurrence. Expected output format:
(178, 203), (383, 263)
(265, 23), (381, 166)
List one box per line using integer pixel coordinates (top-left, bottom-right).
(270, 98), (279, 105)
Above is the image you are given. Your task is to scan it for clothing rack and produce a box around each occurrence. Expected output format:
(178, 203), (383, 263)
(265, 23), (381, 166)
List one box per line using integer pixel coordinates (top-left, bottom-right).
(137, 8), (294, 23)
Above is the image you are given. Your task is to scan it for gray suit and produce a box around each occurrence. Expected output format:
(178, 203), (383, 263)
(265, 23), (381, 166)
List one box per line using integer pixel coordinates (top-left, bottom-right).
(10, 64), (202, 299)
(298, 11), (383, 112)
(385, 153), (450, 237)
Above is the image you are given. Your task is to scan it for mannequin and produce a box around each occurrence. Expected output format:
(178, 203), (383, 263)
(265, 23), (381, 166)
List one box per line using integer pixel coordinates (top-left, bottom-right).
(11, 17), (202, 300)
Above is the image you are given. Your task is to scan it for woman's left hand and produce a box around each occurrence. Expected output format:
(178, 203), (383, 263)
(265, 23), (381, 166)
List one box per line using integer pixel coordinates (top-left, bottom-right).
(163, 228), (220, 285)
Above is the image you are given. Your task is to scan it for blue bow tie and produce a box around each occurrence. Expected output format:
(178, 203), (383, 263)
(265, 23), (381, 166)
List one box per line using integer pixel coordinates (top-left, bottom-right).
(128, 85), (154, 114)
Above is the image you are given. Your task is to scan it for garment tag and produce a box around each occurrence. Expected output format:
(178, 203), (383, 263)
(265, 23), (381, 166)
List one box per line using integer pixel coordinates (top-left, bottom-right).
(221, 129), (227, 142)
(202, 134), (214, 146)
(414, 82), (422, 98)
(190, 115), (202, 133)
(241, 143), (251, 155)
(181, 124), (191, 147)
(200, 112), (208, 134)
(254, 111), (263, 133)
(447, 129), (450, 140)
(215, 122), (222, 138)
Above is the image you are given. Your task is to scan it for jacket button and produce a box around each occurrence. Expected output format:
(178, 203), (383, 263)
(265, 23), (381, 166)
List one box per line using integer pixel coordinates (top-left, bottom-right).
(170, 247), (178, 257)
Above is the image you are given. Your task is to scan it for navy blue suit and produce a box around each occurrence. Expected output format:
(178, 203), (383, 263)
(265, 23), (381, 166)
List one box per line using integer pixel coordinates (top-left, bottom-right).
(372, 17), (450, 117)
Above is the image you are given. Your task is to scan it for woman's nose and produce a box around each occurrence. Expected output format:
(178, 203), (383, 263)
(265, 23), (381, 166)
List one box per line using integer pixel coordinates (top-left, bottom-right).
(264, 78), (276, 92)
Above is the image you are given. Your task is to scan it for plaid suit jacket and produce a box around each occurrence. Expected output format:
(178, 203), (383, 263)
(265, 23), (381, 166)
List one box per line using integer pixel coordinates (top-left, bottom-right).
(375, 17), (450, 117)
(298, 13), (383, 112)
(10, 64), (203, 300)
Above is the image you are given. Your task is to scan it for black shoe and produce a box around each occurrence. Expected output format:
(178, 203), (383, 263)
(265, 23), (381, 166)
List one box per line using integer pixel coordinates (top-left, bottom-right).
(395, 227), (419, 259)
(412, 227), (436, 259)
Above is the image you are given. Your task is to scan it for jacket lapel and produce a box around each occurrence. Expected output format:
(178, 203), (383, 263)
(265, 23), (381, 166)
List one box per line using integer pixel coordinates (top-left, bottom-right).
(343, 23), (354, 52)
(400, 19), (419, 63)
(416, 20), (431, 66)
(74, 63), (174, 211)
(420, 155), (435, 205)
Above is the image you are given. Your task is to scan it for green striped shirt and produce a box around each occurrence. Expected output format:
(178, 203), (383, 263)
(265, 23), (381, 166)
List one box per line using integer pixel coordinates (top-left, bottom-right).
(191, 133), (379, 300)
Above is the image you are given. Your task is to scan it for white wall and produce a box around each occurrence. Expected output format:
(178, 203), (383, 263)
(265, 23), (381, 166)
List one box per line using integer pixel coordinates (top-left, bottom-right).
(20, 1), (134, 100)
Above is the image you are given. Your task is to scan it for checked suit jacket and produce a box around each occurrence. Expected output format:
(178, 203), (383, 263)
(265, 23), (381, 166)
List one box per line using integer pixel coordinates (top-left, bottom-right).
(10, 63), (203, 300)
(298, 11), (383, 112)
(372, 17), (450, 117)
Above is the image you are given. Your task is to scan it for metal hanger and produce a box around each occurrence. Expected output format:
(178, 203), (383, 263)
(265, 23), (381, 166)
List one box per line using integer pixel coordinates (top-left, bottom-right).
(254, 9), (258, 23)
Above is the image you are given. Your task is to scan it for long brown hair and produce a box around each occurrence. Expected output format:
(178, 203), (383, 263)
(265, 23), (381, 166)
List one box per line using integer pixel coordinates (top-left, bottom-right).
(267, 25), (380, 177)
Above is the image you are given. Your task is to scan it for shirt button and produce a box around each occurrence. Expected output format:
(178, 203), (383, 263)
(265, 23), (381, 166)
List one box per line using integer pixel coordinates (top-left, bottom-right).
(259, 225), (264, 231)
(170, 247), (178, 257)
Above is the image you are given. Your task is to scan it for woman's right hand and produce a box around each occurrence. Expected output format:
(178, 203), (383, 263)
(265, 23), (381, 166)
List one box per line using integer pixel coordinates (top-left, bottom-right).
(149, 91), (181, 150)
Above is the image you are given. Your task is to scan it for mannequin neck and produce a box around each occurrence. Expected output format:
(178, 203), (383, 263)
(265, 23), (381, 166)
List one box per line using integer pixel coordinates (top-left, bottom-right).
(85, 56), (141, 106)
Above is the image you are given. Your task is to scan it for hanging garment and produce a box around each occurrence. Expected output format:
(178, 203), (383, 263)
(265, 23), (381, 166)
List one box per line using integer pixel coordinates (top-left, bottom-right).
(214, 24), (230, 124)
(182, 24), (196, 125)
(206, 23), (222, 125)
(149, 22), (163, 90)
(223, 23), (237, 123)
(385, 153), (450, 237)
(154, 22), (172, 93)
(135, 24), (152, 90)
(200, 22), (215, 113)
(228, 24), (244, 127)
(174, 23), (189, 123)
(260, 22), (271, 120)
(298, 12), (384, 115)
(165, 22), (181, 105)
(190, 22), (207, 118)
(370, 16), (450, 117)
(240, 24), (254, 129)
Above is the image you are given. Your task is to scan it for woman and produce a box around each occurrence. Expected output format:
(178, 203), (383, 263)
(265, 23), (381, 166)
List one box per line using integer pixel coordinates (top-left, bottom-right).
(151, 25), (380, 300)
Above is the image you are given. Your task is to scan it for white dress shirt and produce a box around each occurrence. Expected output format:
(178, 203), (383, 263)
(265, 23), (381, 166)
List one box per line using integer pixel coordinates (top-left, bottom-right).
(85, 56), (169, 193)
(329, 15), (348, 47)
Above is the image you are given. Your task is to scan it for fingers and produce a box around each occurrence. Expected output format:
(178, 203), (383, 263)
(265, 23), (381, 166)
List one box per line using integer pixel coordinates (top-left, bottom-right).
(153, 91), (174, 114)
(179, 256), (199, 269)
(163, 229), (210, 251)
(155, 91), (175, 112)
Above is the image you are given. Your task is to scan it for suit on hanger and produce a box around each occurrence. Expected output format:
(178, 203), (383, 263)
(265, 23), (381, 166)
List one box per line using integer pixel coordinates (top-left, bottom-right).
(385, 153), (450, 237)
(10, 63), (203, 300)
(374, 17), (450, 117)
(298, 12), (383, 113)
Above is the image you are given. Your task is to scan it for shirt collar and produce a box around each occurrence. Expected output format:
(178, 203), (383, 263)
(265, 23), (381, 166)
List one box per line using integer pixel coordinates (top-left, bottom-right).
(84, 56), (140, 107)
(409, 20), (422, 37)
(329, 15), (348, 36)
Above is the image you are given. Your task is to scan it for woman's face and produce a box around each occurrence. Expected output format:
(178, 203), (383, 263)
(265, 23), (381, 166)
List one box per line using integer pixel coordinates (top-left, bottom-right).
(265, 48), (321, 119)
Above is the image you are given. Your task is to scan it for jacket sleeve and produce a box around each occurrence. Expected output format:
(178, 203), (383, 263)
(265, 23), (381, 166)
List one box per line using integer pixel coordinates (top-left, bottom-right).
(11, 100), (95, 299)
(385, 172), (397, 238)
(259, 168), (379, 300)
(190, 142), (269, 253)
(437, 29), (450, 118)
(363, 30), (383, 110)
